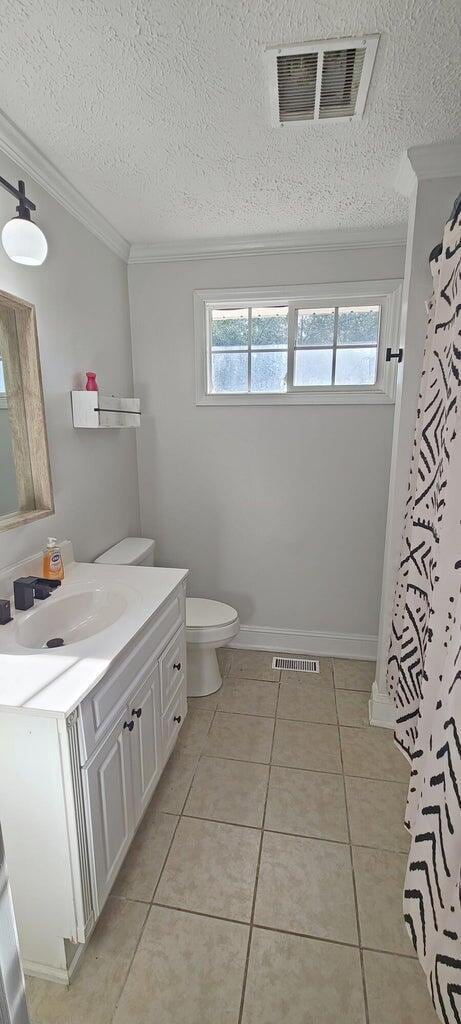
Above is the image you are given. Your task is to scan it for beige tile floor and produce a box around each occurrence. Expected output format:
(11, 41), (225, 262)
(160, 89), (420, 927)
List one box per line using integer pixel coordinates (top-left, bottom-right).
(26, 650), (438, 1024)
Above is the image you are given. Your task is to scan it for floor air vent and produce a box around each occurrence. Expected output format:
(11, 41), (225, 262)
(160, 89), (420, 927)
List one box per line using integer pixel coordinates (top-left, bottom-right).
(265, 34), (379, 126)
(273, 656), (319, 673)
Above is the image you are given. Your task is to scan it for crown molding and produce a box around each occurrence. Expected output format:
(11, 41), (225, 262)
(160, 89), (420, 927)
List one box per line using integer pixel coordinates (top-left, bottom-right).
(0, 109), (129, 261)
(395, 138), (461, 197)
(128, 224), (406, 264)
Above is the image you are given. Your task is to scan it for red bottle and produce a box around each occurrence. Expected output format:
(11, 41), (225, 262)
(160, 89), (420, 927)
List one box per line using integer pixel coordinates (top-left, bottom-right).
(85, 371), (98, 391)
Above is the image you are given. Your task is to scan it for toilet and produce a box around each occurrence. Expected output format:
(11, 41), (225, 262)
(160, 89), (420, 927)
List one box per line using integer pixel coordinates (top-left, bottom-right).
(95, 536), (156, 568)
(185, 597), (239, 697)
(95, 537), (239, 697)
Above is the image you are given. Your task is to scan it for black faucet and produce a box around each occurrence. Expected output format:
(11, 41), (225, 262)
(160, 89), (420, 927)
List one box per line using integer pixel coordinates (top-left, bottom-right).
(13, 576), (61, 611)
(0, 599), (12, 624)
(13, 577), (37, 610)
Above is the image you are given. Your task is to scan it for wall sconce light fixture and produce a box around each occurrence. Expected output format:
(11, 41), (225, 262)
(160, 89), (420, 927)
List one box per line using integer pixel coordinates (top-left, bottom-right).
(0, 176), (47, 265)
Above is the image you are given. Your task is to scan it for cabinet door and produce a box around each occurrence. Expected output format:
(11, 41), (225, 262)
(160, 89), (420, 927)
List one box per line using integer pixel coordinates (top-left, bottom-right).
(130, 665), (162, 826)
(159, 626), (186, 712)
(162, 679), (188, 762)
(82, 710), (134, 915)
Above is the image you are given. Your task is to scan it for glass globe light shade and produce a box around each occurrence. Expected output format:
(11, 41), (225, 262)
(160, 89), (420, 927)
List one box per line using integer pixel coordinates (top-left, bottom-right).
(1, 216), (48, 265)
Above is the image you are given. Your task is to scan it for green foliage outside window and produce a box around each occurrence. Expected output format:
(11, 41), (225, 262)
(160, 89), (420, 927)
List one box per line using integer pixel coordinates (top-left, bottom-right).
(211, 306), (379, 349)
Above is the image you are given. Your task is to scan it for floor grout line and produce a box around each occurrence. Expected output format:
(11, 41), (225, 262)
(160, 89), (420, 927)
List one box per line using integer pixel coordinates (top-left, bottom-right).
(109, 811), (181, 1022)
(110, 894), (420, 960)
(174, 810), (408, 853)
(150, 900), (250, 927)
(195, 749), (407, 784)
(332, 657), (371, 1024)
(109, 706), (209, 1023)
(237, 678), (280, 1024)
(112, 897), (417, 958)
(217, 673), (281, 683)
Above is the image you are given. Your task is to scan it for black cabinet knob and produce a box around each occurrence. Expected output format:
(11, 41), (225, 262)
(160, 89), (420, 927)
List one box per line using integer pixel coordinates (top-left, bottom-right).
(124, 720), (135, 732)
(132, 708), (142, 718)
(173, 662), (181, 671)
(173, 714), (182, 724)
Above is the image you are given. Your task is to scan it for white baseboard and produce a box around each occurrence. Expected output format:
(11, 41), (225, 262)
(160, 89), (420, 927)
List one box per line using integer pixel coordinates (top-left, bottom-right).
(23, 930), (89, 986)
(369, 680), (395, 729)
(228, 624), (378, 661)
(22, 959), (70, 985)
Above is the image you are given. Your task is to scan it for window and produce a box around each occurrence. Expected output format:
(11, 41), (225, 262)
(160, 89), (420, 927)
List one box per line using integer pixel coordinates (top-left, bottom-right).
(210, 306), (289, 394)
(195, 280), (402, 405)
(294, 305), (380, 387)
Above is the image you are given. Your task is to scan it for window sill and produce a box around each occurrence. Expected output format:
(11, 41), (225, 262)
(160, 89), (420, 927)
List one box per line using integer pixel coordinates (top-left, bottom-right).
(196, 390), (395, 407)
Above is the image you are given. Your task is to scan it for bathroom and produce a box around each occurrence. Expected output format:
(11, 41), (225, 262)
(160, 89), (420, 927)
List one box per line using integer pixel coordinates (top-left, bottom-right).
(0, 3), (459, 1023)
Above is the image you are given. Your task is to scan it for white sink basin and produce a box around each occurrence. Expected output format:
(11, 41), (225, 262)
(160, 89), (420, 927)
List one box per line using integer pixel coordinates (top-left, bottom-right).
(16, 585), (131, 649)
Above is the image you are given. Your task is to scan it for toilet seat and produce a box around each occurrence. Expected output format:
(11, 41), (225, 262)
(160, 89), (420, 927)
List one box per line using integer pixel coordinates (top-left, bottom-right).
(186, 597), (239, 646)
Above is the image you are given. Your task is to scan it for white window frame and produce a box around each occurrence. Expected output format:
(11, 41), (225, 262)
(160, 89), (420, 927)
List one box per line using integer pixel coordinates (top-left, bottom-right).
(194, 279), (402, 406)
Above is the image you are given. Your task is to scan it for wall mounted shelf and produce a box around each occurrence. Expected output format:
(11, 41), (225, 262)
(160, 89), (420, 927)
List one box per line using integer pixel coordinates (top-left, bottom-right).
(71, 391), (141, 428)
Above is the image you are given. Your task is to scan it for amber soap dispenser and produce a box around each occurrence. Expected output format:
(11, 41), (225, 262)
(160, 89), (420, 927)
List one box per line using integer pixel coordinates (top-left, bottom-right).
(42, 538), (64, 581)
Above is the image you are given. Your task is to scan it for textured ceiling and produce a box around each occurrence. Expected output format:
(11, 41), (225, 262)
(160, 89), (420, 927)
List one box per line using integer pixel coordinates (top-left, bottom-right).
(0, 0), (459, 244)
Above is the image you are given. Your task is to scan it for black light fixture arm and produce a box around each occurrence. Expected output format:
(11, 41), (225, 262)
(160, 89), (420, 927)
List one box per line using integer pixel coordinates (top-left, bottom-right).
(0, 176), (36, 219)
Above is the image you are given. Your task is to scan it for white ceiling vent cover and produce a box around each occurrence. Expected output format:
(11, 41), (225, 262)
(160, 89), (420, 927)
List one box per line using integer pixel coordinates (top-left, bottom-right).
(272, 656), (320, 673)
(265, 35), (379, 126)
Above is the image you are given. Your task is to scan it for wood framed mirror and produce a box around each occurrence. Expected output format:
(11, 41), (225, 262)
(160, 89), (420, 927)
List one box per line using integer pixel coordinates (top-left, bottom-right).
(0, 289), (54, 532)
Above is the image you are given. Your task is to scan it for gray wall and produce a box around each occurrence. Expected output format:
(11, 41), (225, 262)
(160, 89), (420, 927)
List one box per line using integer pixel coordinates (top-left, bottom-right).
(129, 245), (405, 640)
(0, 151), (140, 569)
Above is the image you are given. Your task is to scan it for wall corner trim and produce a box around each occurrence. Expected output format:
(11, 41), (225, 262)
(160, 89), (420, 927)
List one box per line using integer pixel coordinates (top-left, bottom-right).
(395, 138), (461, 197)
(128, 225), (407, 265)
(228, 624), (378, 661)
(0, 109), (129, 262)
(369, 679), (395, 729)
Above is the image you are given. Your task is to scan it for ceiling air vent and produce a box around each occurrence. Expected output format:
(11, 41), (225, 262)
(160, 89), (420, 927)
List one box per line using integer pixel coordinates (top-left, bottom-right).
(265, 35), (379, 126)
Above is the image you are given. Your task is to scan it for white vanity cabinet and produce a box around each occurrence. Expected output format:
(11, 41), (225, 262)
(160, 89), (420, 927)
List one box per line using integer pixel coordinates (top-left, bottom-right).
(0, 579), (188, 985)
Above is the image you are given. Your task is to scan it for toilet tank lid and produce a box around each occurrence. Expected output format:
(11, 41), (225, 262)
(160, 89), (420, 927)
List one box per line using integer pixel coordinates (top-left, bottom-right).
(95, 537), (155, 565)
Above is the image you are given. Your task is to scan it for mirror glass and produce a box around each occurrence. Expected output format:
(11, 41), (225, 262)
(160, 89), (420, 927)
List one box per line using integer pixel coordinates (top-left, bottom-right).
(0, 290), (53, 531)
(0, 346), (20, 516)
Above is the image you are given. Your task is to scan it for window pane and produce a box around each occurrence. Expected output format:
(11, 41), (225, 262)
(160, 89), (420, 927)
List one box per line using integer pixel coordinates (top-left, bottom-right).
(251, 306), (288, 346)
(335, 347), (377, 385)
(0, 360), (5, 393)
(211, 308), (248, 347)
(251, 351), (287, 392)
(337, 306), (380, 345)
(294, 349), (333, 386)
(296, 308), (335, 346)
(211, 352), (248, 392)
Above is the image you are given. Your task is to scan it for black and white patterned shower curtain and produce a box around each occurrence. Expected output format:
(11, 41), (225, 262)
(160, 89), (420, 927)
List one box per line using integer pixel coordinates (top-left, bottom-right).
(387, 198), (461, 1023)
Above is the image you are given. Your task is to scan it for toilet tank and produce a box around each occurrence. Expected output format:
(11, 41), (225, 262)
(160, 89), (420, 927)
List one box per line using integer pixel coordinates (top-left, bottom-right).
(94, 537), (155, 566)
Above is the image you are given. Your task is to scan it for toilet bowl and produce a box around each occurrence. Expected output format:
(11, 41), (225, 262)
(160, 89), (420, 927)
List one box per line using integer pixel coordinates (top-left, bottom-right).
(94, 537), (239, 698)
(186, 598), (239, 697)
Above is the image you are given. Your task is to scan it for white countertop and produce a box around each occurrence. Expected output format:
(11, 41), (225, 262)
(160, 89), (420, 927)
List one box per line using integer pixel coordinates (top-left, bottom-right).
(0, 561), (188, 717)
